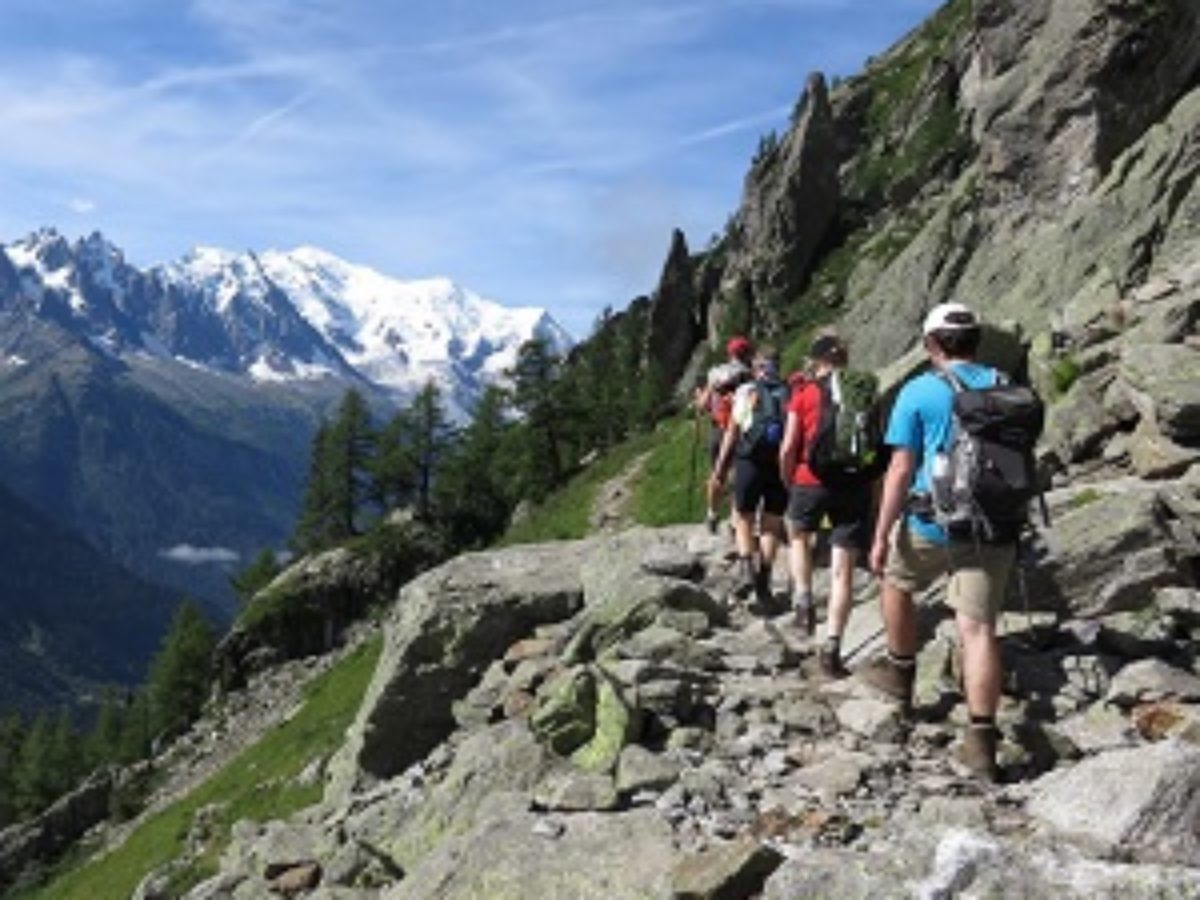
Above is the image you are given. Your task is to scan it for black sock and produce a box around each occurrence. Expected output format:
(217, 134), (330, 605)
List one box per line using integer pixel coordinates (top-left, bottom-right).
(886, 650), (915, 669)
(825, 635), (842, 653)
(969, 714), (996, 729)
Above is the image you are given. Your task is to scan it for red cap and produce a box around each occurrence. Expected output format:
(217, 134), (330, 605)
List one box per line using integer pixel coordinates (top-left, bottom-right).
(726, 336), (752, 358)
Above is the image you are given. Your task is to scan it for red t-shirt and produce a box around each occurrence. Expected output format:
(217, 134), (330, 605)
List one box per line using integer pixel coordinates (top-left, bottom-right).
(787, 379), (823, 487)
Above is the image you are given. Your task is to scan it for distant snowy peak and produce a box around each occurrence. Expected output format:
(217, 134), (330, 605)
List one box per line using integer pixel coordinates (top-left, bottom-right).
(0, 229), (573, 419)
(253, 246), (573, 407)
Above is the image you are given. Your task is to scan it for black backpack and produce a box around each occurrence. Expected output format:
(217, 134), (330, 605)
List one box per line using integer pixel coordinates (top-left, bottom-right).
(930, 367), (1045, 543)
(808, 369), (886, 487)
(737, 379), (790, 464)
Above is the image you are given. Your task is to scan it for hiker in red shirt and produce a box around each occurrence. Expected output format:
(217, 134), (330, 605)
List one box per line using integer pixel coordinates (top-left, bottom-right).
(695, 336), (754, 533)
(779, 334), (871, 678)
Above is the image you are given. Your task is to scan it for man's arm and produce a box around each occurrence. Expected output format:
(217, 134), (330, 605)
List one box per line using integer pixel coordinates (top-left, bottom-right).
(712, 422), (738, 486)
(779, 408), (800, 485)
(869, 448), (915, 576)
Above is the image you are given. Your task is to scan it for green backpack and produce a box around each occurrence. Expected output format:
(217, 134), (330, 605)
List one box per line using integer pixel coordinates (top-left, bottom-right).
(808, 369), (884, 486)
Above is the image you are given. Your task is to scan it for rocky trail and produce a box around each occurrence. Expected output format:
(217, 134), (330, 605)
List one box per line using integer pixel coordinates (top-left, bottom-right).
(174, 483), (1200, 898)
(589, 451), (651, 534)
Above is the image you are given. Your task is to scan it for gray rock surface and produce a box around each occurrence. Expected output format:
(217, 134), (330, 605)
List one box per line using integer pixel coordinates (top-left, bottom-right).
(326, 542), (588, 799)
(1028, 740), (1200, 864)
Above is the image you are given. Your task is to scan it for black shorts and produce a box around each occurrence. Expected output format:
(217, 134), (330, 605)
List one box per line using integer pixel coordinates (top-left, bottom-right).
(734, 457), (788, 517)
(786, 483), (870, 548)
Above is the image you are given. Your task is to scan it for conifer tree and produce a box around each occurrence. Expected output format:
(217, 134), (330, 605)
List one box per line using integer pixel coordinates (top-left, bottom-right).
(613, 303), (650, 435)
(118, 689), (153, 763)
(371, 406), (419, 513)
(326, 388), (375, 538)
(293, 421), (336, 553)
(508, 337), (567, 500)
(293, 389), (377, 552)
(148, 601), (216, 740)
(230, 548), (282, 604)
(435, 385), (513, 546)
(408, 380), (453, 520)
(48, 708), (82, 798)
(87, 687), (125, 769)
(0, 712), (25, 826)
(15, 711), (56, 816)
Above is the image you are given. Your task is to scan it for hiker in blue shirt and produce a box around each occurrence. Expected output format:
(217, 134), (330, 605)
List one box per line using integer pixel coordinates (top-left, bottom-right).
(860, 302), (1018, 782)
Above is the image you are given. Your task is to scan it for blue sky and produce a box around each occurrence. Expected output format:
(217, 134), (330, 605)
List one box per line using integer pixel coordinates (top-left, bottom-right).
(0, 0), (944, 337)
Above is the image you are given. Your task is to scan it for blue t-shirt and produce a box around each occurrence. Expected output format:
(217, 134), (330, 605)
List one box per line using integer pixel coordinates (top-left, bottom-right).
(884, 362), (1000, 544)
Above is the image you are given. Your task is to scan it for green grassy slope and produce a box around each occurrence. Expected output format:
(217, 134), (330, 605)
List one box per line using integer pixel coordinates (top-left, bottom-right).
(30, 637), (382, 900)
(501, 414), (712, 544)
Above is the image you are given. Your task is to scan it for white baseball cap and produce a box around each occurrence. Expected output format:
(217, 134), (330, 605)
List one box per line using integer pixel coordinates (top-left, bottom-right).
(922, 302), (979, 335)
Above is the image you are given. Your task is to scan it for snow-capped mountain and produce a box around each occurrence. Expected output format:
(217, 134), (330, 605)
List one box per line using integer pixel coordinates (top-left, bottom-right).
(0, 227), (574, 613)
(0, 228), (573, 417)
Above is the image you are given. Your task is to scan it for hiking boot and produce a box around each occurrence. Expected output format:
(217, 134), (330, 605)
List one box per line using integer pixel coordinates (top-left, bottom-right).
(733, 557), (756, 600)
(960, 724), (999, 783)
(705, 509), (719, 535)
(857, 655), (915, 712)
(792, 598), (816, 637)
(818, 646), (849, 680)
(753, 565), (773, 609)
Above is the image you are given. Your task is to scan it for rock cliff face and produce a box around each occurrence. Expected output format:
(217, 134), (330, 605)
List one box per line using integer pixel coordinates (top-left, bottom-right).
(645, 0), (1200, 377)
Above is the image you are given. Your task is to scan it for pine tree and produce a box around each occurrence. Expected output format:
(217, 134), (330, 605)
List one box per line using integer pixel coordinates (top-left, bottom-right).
(48, 708), (82, 798)
(293, 389), (376, 553)
(613, 302), (651, 435)
(87, 687), (125, 770)
(435, 386), (514, 546)
(148, 601), (216, 741)
(293, 421), (336, 553)
(118, 689), (152, 763)
(371, 406), (419, 512)
(230, 548), (282, 604)
(0, 712), (25, 826)
(508, 337), (567, 500)
(326, 388), (375, 538)
(15, 711), (56, 816)
(408, 381), (453, 520)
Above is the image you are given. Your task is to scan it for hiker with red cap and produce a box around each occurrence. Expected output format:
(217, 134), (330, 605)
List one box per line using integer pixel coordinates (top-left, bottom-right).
(695, 336), (755, 533)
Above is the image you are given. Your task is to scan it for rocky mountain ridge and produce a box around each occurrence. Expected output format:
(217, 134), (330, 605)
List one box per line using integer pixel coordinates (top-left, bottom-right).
(2, 228), (571, 417)
(637, 0), (1200, 392)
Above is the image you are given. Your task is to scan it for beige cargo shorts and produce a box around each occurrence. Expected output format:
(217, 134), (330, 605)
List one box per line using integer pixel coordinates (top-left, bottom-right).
(884, 519), (1016, 624)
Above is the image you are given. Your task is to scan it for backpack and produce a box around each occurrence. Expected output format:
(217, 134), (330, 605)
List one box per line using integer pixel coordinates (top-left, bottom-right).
(708, 364), (750, 430)
(929, 367), (1045, 543)
(737, 379), (790, 463)
(808, 369), (885, 486)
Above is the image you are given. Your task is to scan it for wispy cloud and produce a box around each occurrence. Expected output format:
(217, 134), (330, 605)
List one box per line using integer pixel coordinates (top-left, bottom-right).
(0, 0), (945, 336)
(159, 544), (241, 565)
(67, 197), (97, 214)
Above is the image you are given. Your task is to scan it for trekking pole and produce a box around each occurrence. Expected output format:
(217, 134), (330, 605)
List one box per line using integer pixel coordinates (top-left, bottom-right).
(687, 411), (701, 520)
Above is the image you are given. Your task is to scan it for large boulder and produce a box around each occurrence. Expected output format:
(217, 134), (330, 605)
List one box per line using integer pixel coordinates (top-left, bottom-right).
(762, 827), (1200, 899)
(1027, 739), (1200, 865)
(217, 522), (441, 691)
(325, 542), (589, 800)
(1025, 481), (1193, 617)
(0, 770), (115, 893)
(1119, 343), (1200, 446)
(383, 804), (676, 900)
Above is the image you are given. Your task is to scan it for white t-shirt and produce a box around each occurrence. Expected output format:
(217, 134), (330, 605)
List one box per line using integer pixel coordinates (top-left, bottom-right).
(706, 360), (749, 391)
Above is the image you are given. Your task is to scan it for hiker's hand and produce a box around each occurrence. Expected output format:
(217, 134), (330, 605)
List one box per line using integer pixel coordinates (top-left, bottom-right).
(869, 537), (889, 577)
